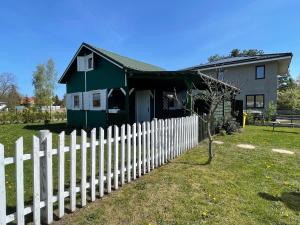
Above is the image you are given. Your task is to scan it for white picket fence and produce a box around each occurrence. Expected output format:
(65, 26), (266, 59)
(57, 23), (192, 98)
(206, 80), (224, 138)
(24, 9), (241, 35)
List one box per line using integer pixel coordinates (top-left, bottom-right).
(0, 115), (199, 225)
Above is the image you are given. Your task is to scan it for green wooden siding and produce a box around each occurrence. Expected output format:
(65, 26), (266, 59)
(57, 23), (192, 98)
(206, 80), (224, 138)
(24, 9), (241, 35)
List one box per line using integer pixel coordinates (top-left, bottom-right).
(66, 54), (126, 128)
(214, 100), (232, 122)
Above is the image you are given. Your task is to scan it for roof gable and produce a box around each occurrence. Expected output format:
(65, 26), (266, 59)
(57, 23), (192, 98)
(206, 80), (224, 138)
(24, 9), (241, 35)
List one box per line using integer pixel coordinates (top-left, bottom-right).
(59, 43), (164, 83)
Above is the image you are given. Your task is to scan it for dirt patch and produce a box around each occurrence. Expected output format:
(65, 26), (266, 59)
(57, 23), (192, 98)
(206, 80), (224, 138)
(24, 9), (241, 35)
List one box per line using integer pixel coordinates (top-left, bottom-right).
(213, 141), (224, 145)
(237, 144), (255, 149)
(272, 149), (295, 155)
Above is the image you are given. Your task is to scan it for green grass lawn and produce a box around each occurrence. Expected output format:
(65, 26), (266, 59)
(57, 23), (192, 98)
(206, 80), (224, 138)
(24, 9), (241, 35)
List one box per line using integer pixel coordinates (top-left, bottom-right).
(53, 125), (299, 225)
(0, 124), (299, 224)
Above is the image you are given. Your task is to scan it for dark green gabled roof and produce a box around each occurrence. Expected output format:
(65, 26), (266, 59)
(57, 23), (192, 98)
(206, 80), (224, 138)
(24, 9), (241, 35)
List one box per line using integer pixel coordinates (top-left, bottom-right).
(85, 43), (165, 71)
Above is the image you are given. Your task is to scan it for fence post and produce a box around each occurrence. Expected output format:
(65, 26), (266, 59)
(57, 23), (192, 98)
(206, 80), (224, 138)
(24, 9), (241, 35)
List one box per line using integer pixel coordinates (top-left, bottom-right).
(57, 132), (65, 218)
(16, 137), (25, 225)
(114, 125), (119, 189)
(154, 119), (158, 168)
(69, 130), (77, 212)
(151, 120), (155, 170)
(80, 130), (87, 207)
(32, 136), (41, 224)
(90, 128), (96, 201)
(99, 128), (105, 197)
(0, 144), (6, 225)
(107, 126), (112, 193)
(120, 125), (126, 185)
(142, 122), (146, 174)
(137, 123), (142, 177)
(127, 124), (131, 182)
(39, 130), (53, 224)
(132, 124), (137, 180)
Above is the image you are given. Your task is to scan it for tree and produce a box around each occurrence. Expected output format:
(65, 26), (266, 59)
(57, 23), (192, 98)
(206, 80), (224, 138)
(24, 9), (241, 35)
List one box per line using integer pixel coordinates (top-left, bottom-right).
(176, 73), (239, 161)
(230, 49), (240, 57)
(278, 71), (296, 91)
(207, 49), (264, 62)
(6, 85), (21, 109)
(32, 59), (57, 108)
(277, 87), (300, 112)
(0, 73), (16, 99)
(240, 49), (264, 56)
(208, 54), (225, 63)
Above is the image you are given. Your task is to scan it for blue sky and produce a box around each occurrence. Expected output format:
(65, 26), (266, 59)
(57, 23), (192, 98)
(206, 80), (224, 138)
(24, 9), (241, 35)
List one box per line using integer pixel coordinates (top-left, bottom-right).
(0, 0), (299, 98)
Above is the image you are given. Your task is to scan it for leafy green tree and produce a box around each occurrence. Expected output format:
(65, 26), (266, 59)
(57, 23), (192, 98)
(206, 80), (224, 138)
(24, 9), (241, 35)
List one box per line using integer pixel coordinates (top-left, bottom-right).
(208, 49), (264, 62)
(6, 85), (21, 109)
(230, 49), (240, 57)
(277, 87), (300, 112)
(32, 59), (57, 108)
(278, 71), (296, 91)
(208, 54), (225, 63)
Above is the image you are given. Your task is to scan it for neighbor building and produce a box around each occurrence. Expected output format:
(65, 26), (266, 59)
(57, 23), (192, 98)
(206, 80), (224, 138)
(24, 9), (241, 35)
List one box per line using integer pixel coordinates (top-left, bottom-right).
(59, 43), (238, 128)
(187, 53), (292, 112)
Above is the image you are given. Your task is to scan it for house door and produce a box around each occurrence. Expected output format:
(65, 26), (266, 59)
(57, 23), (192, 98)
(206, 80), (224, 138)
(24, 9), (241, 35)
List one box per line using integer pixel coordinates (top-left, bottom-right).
(136, 90), (151, 122)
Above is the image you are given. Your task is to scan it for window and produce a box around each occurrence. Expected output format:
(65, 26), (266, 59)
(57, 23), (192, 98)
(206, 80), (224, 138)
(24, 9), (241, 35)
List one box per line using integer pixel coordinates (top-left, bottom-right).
(87, 57), (93, 70)
(246, 95), (264, 109)
(92, 93), (101, 107)
(163, 92), (177, 110)
(256, 65), (265, 79)
(73, 95), (80, 109)
(218, 71), (224, 81)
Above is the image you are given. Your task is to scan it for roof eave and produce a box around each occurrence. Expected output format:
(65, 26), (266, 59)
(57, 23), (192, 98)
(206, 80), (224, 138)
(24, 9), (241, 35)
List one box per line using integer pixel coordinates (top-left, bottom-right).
(189, 54), (293, 71)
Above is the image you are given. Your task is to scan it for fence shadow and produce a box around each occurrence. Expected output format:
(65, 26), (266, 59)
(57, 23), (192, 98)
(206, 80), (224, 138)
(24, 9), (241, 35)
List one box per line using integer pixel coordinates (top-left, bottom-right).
(23, 123), (72, 134)
(172, 157), (212, 166)
(258, 192), (300, 211)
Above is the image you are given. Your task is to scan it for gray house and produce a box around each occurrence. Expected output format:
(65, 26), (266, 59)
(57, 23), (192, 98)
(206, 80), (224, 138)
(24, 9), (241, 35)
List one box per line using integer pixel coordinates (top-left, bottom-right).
(187, 53), (292, 112)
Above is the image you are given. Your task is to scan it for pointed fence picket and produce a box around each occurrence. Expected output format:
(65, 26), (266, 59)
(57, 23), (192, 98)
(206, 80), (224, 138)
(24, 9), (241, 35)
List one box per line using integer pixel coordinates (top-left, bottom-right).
(0, 115), (199, 225)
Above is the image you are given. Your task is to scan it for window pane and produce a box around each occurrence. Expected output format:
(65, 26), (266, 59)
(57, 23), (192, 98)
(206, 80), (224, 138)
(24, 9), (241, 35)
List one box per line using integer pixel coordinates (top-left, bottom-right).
(218, 71), (224, 81)
(88, 57), (93, 69)
(93, 93), (101, 107)
(255, 95), (264, 108)
(256, 66), (265, 79)
(246, 95), (254, 108)
(74, 95), (79, 108)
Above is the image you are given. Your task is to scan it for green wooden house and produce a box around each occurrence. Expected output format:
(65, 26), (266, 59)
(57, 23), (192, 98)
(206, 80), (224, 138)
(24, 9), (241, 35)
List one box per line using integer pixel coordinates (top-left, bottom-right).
(59, 43), (238, 128)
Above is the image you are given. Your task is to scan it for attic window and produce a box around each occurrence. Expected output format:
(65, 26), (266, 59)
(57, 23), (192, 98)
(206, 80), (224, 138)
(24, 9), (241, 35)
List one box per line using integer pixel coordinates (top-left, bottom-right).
(256, 65), (265, 79)
(87, 56), (93, 70)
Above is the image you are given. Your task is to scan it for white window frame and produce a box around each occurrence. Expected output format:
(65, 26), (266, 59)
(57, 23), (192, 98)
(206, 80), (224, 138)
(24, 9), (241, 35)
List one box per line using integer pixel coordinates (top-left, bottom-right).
(77, 53), (94, 72)
(71, 92), (82, 110)
(89, 89), (107, 111)
(86, 53), (94, 71)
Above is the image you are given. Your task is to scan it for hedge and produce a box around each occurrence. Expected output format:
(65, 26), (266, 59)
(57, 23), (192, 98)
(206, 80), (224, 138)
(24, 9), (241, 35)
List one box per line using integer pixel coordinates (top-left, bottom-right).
(0, 110), (66, 124)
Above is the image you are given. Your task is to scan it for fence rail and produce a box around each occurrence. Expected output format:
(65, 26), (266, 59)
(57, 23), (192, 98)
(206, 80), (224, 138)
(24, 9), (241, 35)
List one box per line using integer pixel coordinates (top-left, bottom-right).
(0, 115), (199, 225)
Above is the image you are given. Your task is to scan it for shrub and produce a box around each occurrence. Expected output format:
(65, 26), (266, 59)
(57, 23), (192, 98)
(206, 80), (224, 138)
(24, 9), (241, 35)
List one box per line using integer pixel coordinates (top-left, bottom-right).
(223, 119), (240, 134)
(0, 109), (66, 125)
(215, 117), (240, 135)
(265, 101), (277, 121)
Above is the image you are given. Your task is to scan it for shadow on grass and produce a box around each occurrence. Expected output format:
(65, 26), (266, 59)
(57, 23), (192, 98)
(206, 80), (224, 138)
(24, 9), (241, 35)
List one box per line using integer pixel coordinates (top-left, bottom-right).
(23, 122), (70, 134)
(258, 192), (300, 211)
(263, 129), (300, 135)
(172, 157), (212, 166)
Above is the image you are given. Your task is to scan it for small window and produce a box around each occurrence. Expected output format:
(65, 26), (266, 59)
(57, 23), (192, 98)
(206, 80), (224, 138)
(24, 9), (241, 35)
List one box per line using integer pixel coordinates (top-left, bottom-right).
(255, 95), (264, 108)
(246, 95), (255, 108)
(87, 57), (93, 70)
(92, 93), (101, 107)
(74, 95), (80, 108)
(256, 65), (265, 79)
(163, 92), (176, 110)
(246, 95), (264, 109)
(218, 71), (224, 81)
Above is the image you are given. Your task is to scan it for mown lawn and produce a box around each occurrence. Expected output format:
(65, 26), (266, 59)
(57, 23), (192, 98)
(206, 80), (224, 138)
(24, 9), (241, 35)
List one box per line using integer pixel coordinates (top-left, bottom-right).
(53, 126), (299, 225)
